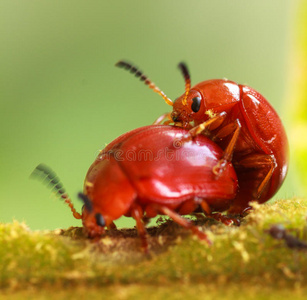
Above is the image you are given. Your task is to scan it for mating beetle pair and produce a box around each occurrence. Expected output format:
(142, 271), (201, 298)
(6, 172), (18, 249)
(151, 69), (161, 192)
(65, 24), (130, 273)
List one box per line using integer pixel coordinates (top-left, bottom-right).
(34, 61), (288, 251)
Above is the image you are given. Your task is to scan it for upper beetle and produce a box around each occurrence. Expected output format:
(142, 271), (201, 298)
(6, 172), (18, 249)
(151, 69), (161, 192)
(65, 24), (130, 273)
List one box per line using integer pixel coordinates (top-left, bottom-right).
(33, 125), (238, 252)
(116, 61), (289, 214)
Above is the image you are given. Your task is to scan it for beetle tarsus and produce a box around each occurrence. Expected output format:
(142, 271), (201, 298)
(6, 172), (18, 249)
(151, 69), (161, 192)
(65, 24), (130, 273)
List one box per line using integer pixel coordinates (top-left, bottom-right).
(212, 159), (228, 177)
(209, 212), (241, 226)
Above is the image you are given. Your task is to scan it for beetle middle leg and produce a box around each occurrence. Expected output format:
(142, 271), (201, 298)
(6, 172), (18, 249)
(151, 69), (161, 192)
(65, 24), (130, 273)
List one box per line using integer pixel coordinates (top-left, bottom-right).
(131, 204), (149, 253)
(152, 112), (173, 125)
(184, 116), (242, 176)
(212, 119), (241, 176)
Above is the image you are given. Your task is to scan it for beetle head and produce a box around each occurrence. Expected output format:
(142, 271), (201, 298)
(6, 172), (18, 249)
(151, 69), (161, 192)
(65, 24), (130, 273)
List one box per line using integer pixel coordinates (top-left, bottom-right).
(171, 89), (206, 127)
(78, 193), (107, 238)
(172, 79), (241, 126)
(171, 63), (210, 127)
(79, 160), (137, 238)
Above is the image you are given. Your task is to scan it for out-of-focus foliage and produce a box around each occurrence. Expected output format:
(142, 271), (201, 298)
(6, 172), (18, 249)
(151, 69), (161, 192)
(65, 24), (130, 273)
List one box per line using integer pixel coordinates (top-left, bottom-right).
(287, 1), (307, 196)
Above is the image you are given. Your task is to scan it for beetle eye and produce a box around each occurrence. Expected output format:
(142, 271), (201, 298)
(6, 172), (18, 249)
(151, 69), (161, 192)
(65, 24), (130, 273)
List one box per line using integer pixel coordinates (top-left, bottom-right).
(95, 213), (106, 227)
(191, 97), (201, 113)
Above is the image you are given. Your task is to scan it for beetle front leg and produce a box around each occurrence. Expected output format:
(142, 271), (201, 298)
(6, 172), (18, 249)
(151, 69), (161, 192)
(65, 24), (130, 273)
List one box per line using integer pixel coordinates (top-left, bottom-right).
(179, 112), (228, 144)
(189, 112), (228, 137)
(131, 204), (149, 253)
(107, 222), (117, 230)
(152, 112), (172, 125)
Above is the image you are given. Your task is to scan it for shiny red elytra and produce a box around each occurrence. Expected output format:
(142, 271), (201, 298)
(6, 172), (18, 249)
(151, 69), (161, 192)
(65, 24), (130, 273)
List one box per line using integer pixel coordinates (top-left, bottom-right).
(33, 125), (238, 251)
(116, 61), (289, 214)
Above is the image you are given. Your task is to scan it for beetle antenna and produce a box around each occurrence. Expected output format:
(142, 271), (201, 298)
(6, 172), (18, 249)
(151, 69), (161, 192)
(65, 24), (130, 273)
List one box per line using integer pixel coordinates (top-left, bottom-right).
(31, 164), (82, 219)
(78, 192), (93, 213)
(115, 60), (173, 106)
(178, 62), (191, 106)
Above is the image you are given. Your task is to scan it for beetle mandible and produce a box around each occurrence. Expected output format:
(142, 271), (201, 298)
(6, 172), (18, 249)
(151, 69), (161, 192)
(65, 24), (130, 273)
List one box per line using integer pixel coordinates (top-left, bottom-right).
(33, 125), (238, 252)
(116, 61), (289, 214)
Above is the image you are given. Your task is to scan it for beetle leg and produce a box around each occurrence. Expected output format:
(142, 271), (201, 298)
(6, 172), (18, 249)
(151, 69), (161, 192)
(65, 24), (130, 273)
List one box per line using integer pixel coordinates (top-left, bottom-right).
(212, 119), (241, 176)
(237, 154), (276, 199)
(163, 119), (175, 125)
(156, 205), (212, 245)
(184, 116), (241, 176)
(190, 112), (227, 136)
(209, 213), (241, 226)
(199, 200), (240, 226)
(107, 222), (117, 230)
(178, 112), (228, 144)
(152, 112), (172, 125)
(212, 119), (240, 141)
(131, 205), (149, 253)
(200, 200), (211, 214)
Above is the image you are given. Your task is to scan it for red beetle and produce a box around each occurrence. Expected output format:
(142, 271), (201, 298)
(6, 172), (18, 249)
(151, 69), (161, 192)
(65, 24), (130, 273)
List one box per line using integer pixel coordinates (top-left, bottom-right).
(116, 61), (289, 214)
(33, 125), (238, 251)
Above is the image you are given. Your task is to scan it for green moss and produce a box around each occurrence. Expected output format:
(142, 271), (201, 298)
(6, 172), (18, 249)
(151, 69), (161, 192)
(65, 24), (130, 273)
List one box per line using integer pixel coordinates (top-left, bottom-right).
(1, 199), (307, 298)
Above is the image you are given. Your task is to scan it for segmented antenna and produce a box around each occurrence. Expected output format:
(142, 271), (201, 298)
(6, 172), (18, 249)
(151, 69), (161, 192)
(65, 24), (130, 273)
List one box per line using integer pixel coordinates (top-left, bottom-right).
(31, 164), (82, 219)
(78, 193), (93, 213)
(178, 62), (191, 106)
(115, 60), (174, 106)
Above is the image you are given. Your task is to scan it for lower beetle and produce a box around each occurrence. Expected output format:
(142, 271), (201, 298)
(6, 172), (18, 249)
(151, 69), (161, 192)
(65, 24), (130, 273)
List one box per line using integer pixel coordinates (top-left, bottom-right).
(33, 125), (238, 251)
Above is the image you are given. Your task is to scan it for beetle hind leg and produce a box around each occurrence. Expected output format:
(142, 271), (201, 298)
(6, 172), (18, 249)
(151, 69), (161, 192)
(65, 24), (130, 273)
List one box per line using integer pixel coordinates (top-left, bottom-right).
(199, 200), (240, 226)
(236, 153), (276, 199)
(209, 213), (241, 226)
(155, 205), (212, 245)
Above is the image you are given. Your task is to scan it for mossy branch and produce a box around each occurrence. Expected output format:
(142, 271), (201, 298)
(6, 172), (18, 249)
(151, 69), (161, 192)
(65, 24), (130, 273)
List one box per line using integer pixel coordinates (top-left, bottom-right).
(1, 199), (307, 299)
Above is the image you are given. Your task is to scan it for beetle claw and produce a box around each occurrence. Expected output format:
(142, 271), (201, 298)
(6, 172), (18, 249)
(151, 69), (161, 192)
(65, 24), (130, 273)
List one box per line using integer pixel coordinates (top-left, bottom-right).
(193, 228), (212, 245)
(208, 212), (241, 226)
(212, 159), (227, 177)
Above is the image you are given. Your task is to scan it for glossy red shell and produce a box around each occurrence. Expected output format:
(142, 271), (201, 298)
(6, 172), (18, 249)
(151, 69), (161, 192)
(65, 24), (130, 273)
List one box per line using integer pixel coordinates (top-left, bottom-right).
(172, 79), (289, 212)
(83, 125), (238, 230)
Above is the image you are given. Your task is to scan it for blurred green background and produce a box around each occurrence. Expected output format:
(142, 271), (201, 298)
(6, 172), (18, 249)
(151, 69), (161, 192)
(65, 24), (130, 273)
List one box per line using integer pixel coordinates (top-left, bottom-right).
(0, 0), (305, 230)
